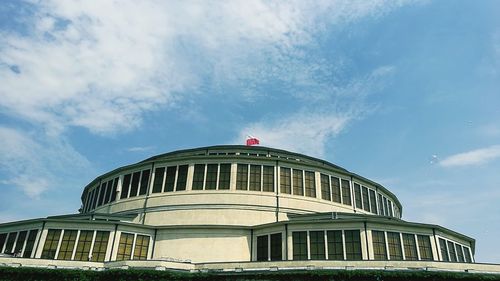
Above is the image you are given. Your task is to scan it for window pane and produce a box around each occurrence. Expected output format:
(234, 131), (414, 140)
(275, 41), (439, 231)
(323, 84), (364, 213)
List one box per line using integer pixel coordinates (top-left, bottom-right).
(270, 233), (282, 261)
(129, 171), (141, 198)
(249, 165), (261, 191)
(341, 180), (351, 205)
(97, 183), (106, 207)
(104, 180), (113, 204)
(22, 230), (39, 258)
(4, 232), (17, 254)
(41, 229), (62, 259)
(90, 188), (98, 210)
(331, 177), (341, 203)
(74, 230), (94, 261)
(92, 231), (110, 262)
(205, 164), (218, 190)
(133, 235), (150, 260)
(110, 178), (119, 202)
(280, 167), (291, 194)
(327, 230), (343, 260)
(139, 169), (150, 195)
(13, 231), (27, 256)
(309, 231), (325, 260)
(0, 233), (6, 254)
(192, 164), (205, 190)
(448, 241), (457, 262)
(262, 166), (274, 192)
(345, 230), (362, 260)
(387, 232), (402, 260)
(304, 171), (316, 198)
(402, 233), (418, 261)
(383, 197), (389, 216)
(369, 190), (378, 214)
(120, 174), (131, 199)
(417, 235), (434, 261)
(176, 165), (188, 191)
(256, 235), (268, 261)
(320, 174), (331, 201)
(116, 233), (134, 261)
(292, 169), (303, 196)
(362, 186), (370, 212)
(378, 194), (385, 216)
(218, 164), (231, 190)
(292, 232), (307, 260)
(463, 246), (472, 263)
(57, 230), (77, 260)
(354, 183), (362, 209)
(372, 231), (387, 260)
(236, 164), (248, 190)
(387, 200), (394, 217)
(152, 168), (165, 193)
(165, 166), (177, 192)
(439, 238), (449, 261)
(456, 244), (465, 263)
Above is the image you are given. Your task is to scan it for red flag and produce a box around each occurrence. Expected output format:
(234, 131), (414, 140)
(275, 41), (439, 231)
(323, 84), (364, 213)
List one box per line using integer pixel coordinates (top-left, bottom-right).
(246, 137), (260, 146)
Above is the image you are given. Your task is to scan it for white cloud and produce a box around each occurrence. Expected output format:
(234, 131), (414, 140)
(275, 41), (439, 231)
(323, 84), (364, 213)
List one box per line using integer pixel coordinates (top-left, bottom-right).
(439, 145), (500, 167)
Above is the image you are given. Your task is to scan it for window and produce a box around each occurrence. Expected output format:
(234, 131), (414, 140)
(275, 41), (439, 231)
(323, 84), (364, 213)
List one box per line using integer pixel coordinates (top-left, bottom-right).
(139, 169), (150, 195)
(341, 180), (351, 205)
(218, 164), (231, 190)
(133, 235), (149, 260)
(165, 166), (177, 192)
(104, 179), (113, 203)
(74, 230), (93, 261)
(372, 231), (387, 260)
(13, 231), (27, 255)
(57, 230), (77, 260)
(320, 174), (331, 201)
(387, 200), (394, 217)
(129, 171), (141, 197)
(280, 167), (291, 194)
(96, 183), (105, 207)
(456, 244), (465, 263)
(292, 232), (307, 260)
(387, 232), (402, 260)
(176, 165), (188, 191)
(369, 190), (378, 214)
(362, 186), (370, 212)
(92, 231), (109, 262)
(90, 188), (98, 210)
(270, 233), (282, 261)
(236, 164), (248, 190)
(448, 241), (457, 262)
(383, 197), (389, 216)
(22, 230), (39, 258)
(402, 233), (418, 260)
(0, 233), (6, 254)
(304, 171), (316, 198)
(41, 229), (62, 259)
(331, 177), (341, 203)
(292, 169), (304, 196)
(378, 194), (385, 215)
(417, 235), (433, 261)
(310, 231), (325, 260)
(263, 166), (274, 192)
(344, 230), (362, 260)
(249, 165), (261, 191)
(116, 233), (134, 261)
(120, 174), (131, 199)
(205, 164), (218, 190)
(152, 167), (165, 193)
(192, 164), (205, 190)
(354, 183), (362, 209)
(327, 230), (343, 260)
(4, 232), (17, 254)
(439, 238), (449, 261)
(110, 178), (119, 202)
(256, 235), (268, 261)
(463, 246), (472, 263)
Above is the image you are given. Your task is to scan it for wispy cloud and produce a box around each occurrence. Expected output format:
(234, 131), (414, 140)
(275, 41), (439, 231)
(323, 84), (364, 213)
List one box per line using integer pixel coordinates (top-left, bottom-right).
(439, 145), (500, 167)
(126, 146), (154, 152)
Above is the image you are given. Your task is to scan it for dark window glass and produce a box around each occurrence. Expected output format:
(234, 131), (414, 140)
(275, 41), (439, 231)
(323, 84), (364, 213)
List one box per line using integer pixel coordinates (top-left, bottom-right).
(463, 246), (472, 263)
(41, 229), (61, 259)
(104, 180), (113, 204)
(327, 230), (343, 260)
(0, 233), (6, 254)
(292, 169), (304, 196)
(176, 165), (188, 191)
(378, 194), (385, 215)
(249, 165), (261, 191)
(22, 230), (38, 258)
(116, 233), (134, 261)
(129, 171), (141, 198)
(236, 164), (248, 190)
(304, 171), (316, 198)
(57, 230), (77, 260)
(448, 241), (457, 262)
(383, 197), (389, 216)
(310, 231), (325, 260)
(14, 231), (27, 255)
(362, 186), (370, 212)
(417, 235), (433, 261)
(387, 232), (402, 260)
(90, 188), (99, 210)
(280, 167), (291, 194)
(82, 191), (90, 213)
(92, 231), (109, 262)
(110, 178), (119, 202)
(152, 168), (165, 193)
(205, 164), (218, 190)
(354, 183), (362, 209)
(120, 174), (131, 199)
(345, 230), (362, 260)
(218, 164), (231, 190)
(74, 230), (93, 261)
(192, 164), (205, 190)
(387, 200), (394, 217)
(320, 174), (331, 201)
(256, 235), (268, 261)
(341, 180), (351, 205)
(4, 232), (17, 254)
(292, 231), (307, 260)
(165, 166), (177, 192)
(439, 238), (449, 261)
(456, 244), (465, 263)
(139, 169), (150, 195)
(402, 233), (418, 261)
(270, 233), (282, 261)
(372, 231), (387, 260)
(262, 166), (274, 192)
(97, 182), (107, 207)
(369, 190), (378, 214)
(331, 177), (341, 203)
(133, 235), (149, 260)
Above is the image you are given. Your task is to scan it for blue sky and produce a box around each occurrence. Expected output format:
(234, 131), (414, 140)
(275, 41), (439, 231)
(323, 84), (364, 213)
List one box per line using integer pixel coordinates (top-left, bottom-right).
(0, 0), (499, 263)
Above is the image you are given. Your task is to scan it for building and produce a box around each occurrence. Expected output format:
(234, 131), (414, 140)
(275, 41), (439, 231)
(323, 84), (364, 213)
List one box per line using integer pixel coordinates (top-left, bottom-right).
(0, 145), (499, 273)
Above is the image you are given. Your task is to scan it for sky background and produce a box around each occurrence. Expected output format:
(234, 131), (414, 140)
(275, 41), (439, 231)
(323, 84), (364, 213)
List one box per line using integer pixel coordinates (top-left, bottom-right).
(0, 0), (499, 263)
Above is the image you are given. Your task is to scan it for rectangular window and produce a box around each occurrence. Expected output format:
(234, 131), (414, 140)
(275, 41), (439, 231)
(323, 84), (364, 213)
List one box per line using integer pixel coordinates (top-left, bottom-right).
(133, 235), (150, 260)
(152, 168), (165, 193)
(372, 230), (387, 260)
(327, 230), (343, 260)
(205, 164), (218, 190)
(90, 188), (98, 210)
(96, 183), (106, 207)
(304, 171), (316, 198)
(417, 235), (434, 261)
(320, 174), (331, 201)
(249, 165), (261, 191)
(387, 232), (402, 260)
(378, 194), (385, 215)
(309, 231), (325, 260)
(92, 231), (109, 262)
(236, 164), (248, 190)
(354, 183), (362, 209)
(262, 166), (274, 192)
(129, 171), (141, 198)
(139, 169), (150, 195)
(4, 232), (17, 254)
(456, 244), (465, 262)
(387, 200), (394, 217)
(369, 190), (378, 214)
(74, 230), (93, 261)
(344, 230), (362, 260)
(331, 177), (341, 203)
(448, 241), (457, 262)
(116, 233), (134, 261)
(22, 230), (38, 258)
(383, 197), (389, 216)
(218, 164), (231, 190)
(270, 233), (282, 261)
(402, 233), (418, 261)
(104, 180), (113, 204)
(57, 230), (77, 260)
(110, 177), (119, 202)
(439, 238), (449, 261)
(463, 246), (472, 263)
(120, 174), (131, 199)
(280, 167), (291, 194)
(256, 235), (268, 261)
(176, 165), (188, 191)
(362, 186), (370, 212)
(341, 180), (351, 205)
(292, 231), (307, 260)
(0, 233), (7, 254)
(41, 229), (62, 259)
(165, 166), (177, 192)
(192, 164), (205, 190)
(14, 231), (27, 256)
(292, 169), (304, 196)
